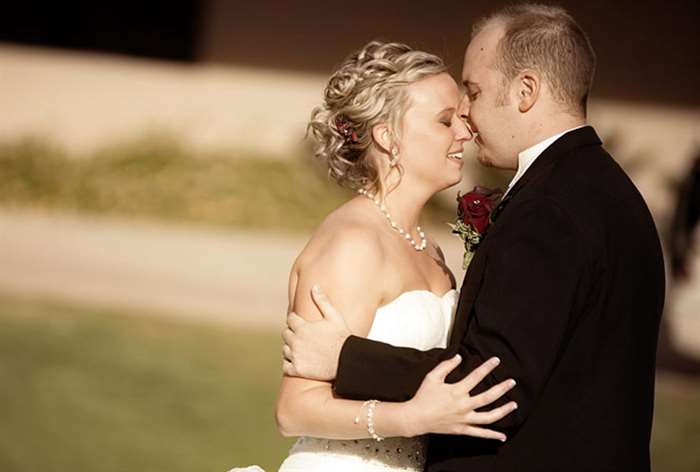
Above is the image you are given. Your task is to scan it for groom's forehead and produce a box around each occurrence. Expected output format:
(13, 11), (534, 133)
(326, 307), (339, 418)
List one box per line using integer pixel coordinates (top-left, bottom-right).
(462, 32), (501, 81)
(465, 24), (503, 63)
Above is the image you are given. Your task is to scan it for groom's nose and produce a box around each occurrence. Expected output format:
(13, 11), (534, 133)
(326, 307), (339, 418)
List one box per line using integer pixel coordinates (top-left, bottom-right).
(455, 96), (473, 141)
(458, 94), (470, 118)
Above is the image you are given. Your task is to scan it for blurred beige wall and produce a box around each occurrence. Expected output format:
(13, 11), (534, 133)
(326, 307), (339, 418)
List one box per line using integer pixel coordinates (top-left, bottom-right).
(1, 42), (698, 218)
(0, 43), (325, 157)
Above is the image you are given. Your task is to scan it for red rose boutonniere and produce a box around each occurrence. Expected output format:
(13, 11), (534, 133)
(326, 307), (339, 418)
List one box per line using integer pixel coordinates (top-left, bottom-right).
(449, 186), (503, 269)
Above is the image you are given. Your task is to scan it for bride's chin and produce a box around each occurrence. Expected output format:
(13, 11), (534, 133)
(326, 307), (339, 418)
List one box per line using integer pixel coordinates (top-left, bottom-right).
(439, 173), (463, 191)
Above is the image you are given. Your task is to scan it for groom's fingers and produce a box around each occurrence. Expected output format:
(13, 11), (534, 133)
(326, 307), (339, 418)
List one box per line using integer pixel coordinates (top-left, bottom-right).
(282, 359), (298, 377)
(465, 401), (518, 425)
(427, 354), (462, 382)
(282, 344), (293, 362)
(282, 328), (295, 348)
(470, 378), (517, 409)
(286, 312), (305, 332)
(310, 285), (343, 323)
(459, 425), (507, 442)
(457, 356), (500, 391)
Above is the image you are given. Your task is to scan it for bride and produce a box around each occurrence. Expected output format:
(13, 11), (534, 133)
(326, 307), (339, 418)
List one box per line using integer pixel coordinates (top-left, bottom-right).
(232, 41), (516, 472)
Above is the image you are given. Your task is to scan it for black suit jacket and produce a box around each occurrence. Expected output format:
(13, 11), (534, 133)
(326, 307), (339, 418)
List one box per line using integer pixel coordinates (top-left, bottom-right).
(333, 127), (665, 471)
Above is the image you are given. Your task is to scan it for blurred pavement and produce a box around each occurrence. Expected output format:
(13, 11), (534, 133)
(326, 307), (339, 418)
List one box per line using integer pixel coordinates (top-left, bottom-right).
(0, 210), (466, 330)
(1, 209), (697, 362)
(0, 210), (700, 359)
(0, 210), (305, 329)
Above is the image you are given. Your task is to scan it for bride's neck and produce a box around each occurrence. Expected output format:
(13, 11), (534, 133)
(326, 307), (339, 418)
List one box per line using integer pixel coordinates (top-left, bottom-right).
(378, 186), (429, 230)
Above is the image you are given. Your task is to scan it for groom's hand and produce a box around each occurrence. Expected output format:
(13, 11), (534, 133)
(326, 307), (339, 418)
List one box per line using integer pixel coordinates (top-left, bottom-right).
(282, 285), (351, 381)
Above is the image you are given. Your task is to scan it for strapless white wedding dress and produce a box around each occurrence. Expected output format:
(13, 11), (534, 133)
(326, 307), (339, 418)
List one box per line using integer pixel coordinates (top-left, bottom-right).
(230, 289), (458, 472)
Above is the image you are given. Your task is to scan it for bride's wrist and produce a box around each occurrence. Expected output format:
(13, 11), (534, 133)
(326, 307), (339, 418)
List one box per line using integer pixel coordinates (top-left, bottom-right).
(397, 400), (424, 437)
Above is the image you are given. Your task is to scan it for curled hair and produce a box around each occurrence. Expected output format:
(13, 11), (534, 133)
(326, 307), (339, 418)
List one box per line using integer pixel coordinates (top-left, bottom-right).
(473, 4), (596, 115)
(308, 41), (446, 192)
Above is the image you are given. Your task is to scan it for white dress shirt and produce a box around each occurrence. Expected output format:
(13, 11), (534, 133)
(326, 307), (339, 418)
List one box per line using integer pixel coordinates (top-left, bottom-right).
(503, 125), (587, 197)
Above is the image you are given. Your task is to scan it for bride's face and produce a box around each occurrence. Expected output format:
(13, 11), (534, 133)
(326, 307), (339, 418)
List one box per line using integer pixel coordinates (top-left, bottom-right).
(397, 72), (473, 194)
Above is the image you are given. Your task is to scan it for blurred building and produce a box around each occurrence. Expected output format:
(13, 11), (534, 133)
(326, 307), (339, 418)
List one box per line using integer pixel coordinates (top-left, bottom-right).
(0, 0), (698, 212)
(4, 1), (698, 104)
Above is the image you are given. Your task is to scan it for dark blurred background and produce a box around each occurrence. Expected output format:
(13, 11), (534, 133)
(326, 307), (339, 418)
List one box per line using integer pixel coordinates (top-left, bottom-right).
(2, 0), (699, 106)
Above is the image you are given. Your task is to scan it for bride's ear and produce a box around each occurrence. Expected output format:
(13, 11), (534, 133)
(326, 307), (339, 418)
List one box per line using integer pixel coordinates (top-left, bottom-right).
(371, 123), (394, 155)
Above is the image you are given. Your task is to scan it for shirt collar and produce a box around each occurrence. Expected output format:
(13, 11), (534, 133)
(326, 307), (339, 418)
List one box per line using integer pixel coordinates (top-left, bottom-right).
(504, 125), (587, 196)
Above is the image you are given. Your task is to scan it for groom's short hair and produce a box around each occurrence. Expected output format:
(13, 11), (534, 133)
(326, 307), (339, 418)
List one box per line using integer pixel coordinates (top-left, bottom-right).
(473, 3), (596, 116)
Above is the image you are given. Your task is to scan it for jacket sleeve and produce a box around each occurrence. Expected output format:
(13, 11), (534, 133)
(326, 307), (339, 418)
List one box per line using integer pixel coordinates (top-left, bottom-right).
(333, 335), (453, 401)
(334, 196), (588, 436)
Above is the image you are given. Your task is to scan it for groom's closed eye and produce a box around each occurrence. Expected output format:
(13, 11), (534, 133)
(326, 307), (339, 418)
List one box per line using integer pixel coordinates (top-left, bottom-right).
(463, 81), (481, 101)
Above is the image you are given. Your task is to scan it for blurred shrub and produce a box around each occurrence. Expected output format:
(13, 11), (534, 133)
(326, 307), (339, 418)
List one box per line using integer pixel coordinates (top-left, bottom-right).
(0, 136), (453, 231)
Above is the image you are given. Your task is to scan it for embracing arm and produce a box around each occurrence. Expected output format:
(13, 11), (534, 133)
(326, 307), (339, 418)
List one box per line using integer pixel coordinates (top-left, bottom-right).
(276, 229), (388, 439)
(276, 378), (413, 439)
(277, 353), (513, 440)
(334, 197), (587, 435)
(334, 335), (449, 402)
(276, 227), (516, 440)
(275, 227), (409, 439)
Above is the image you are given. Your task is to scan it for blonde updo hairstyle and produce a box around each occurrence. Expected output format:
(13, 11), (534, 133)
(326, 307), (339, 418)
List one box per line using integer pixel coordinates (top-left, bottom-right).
(308, 41), (447, 194)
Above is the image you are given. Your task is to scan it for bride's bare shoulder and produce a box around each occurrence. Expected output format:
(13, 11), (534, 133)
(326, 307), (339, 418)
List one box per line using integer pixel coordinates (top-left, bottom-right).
(293, 199), (384, 272)
(287, 200), (387, 321)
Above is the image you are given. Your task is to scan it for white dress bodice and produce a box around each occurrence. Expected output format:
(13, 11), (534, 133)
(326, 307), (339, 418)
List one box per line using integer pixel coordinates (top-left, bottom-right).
(277, 289), (458, 472)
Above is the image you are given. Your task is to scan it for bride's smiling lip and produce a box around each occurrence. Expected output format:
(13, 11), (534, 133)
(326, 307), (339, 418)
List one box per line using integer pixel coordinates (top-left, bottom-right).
(447, 150), (464, 164)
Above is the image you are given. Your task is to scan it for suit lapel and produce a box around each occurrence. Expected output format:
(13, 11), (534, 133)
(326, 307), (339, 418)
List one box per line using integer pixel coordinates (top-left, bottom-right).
(449, 177), (527, 345)
(449, 230), (491, 345)
(449, 126), (603, 346)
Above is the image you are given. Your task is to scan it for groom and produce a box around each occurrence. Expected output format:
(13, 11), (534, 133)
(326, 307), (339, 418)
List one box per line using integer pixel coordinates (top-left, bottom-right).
(283, 4), (664, 471)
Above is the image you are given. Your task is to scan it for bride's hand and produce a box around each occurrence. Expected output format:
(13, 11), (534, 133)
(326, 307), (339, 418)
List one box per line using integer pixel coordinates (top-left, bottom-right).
(404, 355), (517, 441)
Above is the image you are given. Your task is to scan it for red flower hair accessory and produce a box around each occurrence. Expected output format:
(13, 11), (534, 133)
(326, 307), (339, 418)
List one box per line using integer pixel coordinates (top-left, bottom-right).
(335, 115), (359, 145)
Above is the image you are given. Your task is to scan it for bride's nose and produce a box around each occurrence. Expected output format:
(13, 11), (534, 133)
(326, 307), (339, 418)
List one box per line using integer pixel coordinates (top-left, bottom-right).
(454, 115), (474, 142)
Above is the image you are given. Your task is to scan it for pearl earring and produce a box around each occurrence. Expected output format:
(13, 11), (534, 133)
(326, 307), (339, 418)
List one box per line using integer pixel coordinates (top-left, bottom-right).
(390, 148), (399, 166)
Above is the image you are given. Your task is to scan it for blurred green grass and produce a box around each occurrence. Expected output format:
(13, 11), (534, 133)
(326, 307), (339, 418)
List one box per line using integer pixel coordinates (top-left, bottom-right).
(0, 294), (292, 472)
(1, 294), (699, 471)
(652, 373), (700, 471)
(0, 137), (454, 231)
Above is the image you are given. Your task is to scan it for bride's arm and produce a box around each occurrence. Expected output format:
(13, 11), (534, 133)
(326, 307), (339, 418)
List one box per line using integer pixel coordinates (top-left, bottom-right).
(277, 355), (514, 440)
(275, 227), (406, 439)
(275, 228), (516, 440)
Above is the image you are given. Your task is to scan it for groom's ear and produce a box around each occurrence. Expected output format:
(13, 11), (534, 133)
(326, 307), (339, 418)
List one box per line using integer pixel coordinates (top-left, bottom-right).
(371, 123), (393, 155)
(516, 69), (540, 113)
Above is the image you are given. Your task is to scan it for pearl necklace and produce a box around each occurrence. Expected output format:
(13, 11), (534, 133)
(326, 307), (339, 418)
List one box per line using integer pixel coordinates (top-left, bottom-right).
(358, 188), (428, 251)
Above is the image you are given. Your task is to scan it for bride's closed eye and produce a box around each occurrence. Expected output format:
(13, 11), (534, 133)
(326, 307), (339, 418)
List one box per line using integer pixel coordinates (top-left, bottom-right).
(438, 111), (455, 127)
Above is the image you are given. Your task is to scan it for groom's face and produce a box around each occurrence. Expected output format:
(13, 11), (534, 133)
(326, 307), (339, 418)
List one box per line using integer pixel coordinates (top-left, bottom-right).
(460, 24), (520, 170)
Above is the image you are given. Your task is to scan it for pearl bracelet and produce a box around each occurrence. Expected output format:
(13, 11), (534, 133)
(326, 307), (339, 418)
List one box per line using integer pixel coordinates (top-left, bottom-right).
(354, 400), (372, 425)
(366, 399), (384, 442)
